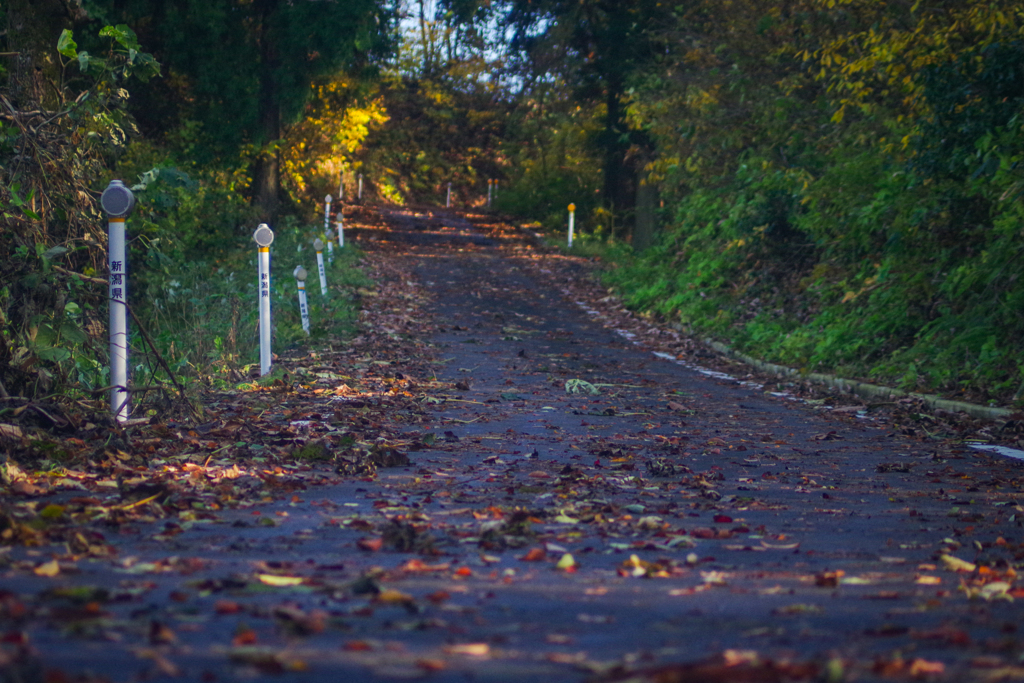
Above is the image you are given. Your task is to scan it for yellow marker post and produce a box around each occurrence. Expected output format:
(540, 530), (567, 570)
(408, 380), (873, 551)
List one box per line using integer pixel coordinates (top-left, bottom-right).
(567, 203), (576, 248)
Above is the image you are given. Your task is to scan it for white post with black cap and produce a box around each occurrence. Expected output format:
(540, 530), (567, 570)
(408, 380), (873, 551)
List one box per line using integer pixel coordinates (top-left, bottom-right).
(253, 224), (274, 376)
(314, 238), (328, 297)
(101, 180), (135, 422)
(294, 266), (310, 335)
(324, 194), (334, 263)
(338, 169), (345, 203)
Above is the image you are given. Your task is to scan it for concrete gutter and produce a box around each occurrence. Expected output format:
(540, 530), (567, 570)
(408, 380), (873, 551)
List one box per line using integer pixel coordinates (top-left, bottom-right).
(700, 337), (1016, 422)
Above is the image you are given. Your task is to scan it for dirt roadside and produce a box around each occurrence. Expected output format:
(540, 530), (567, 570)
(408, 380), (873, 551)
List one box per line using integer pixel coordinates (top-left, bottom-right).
(2, 205), (1023, 683)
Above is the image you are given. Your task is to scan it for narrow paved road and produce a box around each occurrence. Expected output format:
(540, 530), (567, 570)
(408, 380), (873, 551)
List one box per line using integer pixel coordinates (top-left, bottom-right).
(3, 206), (1023, 682)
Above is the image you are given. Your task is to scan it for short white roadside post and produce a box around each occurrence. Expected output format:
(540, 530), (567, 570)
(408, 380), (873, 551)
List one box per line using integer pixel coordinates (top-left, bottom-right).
(494, 179), (499, 198)
(487, 179), (493, 208)
(336, 212), (345, 249)
(446, 182), (452, 208)
(338, 170), (345, 202)
(294, 266), (310, 335)
(324, 194), (334, 263)
(567, 203), (576, 248)
(358, 174), (363, 201)
(101, 180), (135, 422)
(254, 224), (275, 376)
(314, 238), (328, 297)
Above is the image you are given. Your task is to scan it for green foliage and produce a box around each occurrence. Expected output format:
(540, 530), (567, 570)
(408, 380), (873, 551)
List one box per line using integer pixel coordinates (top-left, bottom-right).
(576, 1), (1024, 404)
(0, 23), (162, 399)
(133, 217), (368, 387)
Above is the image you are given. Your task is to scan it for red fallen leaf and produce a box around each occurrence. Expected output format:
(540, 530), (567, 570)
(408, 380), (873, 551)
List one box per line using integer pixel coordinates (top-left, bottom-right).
(908, 659), (945, 677)
(691, 528), (734, 540)
(214, 600), (242, 614)
(11, 480), (43, 496)
(520, 548), (547, 562)
(425, 591), (450, 604)
(416, 659), (447, 671)
(912, 627), (971, 646)
(528, 471), (550, 479)
(232, 628), (258, 646)
(453, 566), (473, 577)
(713, 514), (733, 524)
(619, 655), (817, 682)
(357, 537), (383, 552)
(149, 621), (177, 645)
(815, 570), (845, 587)
(399, 559), (450, 573)
(343, 640), (374, 651)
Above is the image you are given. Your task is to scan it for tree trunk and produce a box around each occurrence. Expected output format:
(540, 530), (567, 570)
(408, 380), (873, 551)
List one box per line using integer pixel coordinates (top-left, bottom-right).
(252, 0), (281, 223)
(252, 98), (281, 223)
(602, 85), (634, 238)
(633, 161), (659, 252)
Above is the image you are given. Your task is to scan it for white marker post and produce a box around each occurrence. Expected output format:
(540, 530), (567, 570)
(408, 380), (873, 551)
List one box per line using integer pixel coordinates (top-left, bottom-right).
(324, 194), (334, 263)
(567, 203), (576, 248)
(336, 212), (345, 249)
(313, 238), (328, 297)
(254, 224), (274, 376)
(338, 170), (345, 202)
(294, 266), (310, 335)
(357, 174), (363, 202)
(446, 182), (451, 208)
(101, 180), (135, 422)
(494, 179), (499, 198)
(487, 179), (493, 208)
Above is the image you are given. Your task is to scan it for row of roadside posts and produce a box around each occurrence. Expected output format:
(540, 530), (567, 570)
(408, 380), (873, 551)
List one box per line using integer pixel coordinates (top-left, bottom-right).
(101, 173), (552, 422)
(100, 178), (351, 423)
(443, 179), (499, 209)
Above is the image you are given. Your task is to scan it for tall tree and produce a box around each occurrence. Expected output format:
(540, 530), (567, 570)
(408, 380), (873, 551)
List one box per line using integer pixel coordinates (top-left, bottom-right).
(86, 0), (394, 220)
(498, 0), (673, 227)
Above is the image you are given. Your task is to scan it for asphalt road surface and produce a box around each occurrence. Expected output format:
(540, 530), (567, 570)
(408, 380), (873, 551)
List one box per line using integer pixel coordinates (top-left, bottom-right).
(2, 206), (1023, 683)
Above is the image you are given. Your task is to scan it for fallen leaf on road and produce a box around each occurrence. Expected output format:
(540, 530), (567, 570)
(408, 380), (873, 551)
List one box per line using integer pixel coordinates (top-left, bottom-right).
(521, 548), (547, 561)
(940, 554), (976, 572)
(908, 659), (945, 677)
(257, 574), (305, 587)
(556, 553), (577, 571)
(357, 537), (384, 552)
(33, 560), (60, 577)
(444, 643), (490, 657)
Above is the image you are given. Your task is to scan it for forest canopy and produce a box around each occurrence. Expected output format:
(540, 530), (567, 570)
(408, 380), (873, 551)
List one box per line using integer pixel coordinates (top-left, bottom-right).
(2, 0), (1024, 407)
